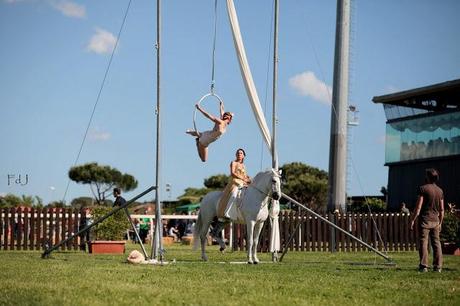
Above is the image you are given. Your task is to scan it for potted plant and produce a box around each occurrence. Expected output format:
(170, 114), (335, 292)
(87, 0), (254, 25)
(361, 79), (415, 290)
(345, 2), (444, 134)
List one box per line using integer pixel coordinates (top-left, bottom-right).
(440, 208), (460, 255)
(88, 206), (130, 254)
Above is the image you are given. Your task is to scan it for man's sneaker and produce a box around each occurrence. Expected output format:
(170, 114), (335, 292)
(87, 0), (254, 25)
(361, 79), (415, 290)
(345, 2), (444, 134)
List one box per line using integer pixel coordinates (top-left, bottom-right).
(419, 267), (428, 273)
(433, 268), (442, 273)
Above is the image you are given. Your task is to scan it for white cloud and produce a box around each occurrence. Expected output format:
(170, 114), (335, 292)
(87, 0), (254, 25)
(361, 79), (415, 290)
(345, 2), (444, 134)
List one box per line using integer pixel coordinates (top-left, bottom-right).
(88, 127), (111, 142)
(49, 186), (56, 191)
(50, 0), (86, 18)
(289, 71), (332, 105)
(86, 28), (117, 55)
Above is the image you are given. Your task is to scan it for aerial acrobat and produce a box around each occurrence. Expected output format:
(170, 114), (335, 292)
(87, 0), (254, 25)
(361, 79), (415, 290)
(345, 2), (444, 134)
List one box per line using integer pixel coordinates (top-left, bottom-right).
(186, 100), (233, 162)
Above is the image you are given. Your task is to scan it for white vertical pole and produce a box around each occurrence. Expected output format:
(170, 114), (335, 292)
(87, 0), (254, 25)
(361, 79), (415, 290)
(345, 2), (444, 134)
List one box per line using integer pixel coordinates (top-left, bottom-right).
(151, 0), (163, 260)
(269, 0), (280, 261)
(271, 0), (279, 170)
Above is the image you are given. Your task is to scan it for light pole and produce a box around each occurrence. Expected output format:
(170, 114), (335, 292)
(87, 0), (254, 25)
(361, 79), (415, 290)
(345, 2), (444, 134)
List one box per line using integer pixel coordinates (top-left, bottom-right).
(165, 183), (171, 199)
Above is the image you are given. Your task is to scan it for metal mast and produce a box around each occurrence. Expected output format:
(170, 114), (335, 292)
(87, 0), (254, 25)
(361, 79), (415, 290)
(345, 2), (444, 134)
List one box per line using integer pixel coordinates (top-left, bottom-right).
(268, 0), (280, 262)
(151, 0), (163, 260)
(272, 0), (279, 170)
(327, 0), (350, 213)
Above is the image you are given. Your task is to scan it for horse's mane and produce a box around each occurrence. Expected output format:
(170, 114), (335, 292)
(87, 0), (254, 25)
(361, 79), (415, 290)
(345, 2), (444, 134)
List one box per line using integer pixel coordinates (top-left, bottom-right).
(250, 169), (273, 189)
(251, 169), (270, 181)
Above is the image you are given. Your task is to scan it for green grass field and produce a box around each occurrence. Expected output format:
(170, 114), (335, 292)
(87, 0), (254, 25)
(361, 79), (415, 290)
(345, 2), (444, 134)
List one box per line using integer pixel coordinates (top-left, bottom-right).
(0, 243), (458, 306)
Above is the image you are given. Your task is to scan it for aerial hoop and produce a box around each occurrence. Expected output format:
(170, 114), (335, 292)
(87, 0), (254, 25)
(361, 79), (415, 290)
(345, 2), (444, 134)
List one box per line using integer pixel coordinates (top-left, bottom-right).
(193, 92), (225, 133)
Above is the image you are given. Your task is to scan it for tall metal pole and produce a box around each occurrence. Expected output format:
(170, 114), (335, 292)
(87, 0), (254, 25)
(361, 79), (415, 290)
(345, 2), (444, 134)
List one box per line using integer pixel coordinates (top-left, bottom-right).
(327, 0), (350, 213)
(151, 0), (163, 260)
(268, 0), (280, 262)
(271, 0), (279, 170)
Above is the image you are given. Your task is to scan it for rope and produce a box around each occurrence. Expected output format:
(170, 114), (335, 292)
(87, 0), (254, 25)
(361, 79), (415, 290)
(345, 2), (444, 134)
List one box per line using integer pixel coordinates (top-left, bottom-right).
(210, 0), (218, 93)
(62, 0), (133, 203)
(260, 0), (275, 171)
(190, 0), (223, 133)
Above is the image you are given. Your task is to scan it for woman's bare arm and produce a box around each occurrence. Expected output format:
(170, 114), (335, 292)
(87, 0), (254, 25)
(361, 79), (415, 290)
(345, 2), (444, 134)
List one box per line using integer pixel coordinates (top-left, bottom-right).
(196, 104), (222, 124)
(219, 101), (224, 117)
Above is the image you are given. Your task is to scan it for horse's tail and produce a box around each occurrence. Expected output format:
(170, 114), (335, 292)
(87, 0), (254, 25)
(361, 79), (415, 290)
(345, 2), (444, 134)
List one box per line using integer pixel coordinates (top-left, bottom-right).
(193, 211), (204, 251)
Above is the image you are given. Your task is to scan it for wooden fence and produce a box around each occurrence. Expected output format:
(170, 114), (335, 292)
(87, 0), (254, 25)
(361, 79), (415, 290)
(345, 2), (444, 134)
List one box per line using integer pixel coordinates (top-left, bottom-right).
(1, 208), (418, 253)
(0, 208), (84, 251)
(231, 211), (418, 252)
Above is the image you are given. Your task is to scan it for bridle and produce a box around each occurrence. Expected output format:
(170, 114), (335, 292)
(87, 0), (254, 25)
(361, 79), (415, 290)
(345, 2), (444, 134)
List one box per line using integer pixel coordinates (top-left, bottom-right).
(247, 172), (281, 201)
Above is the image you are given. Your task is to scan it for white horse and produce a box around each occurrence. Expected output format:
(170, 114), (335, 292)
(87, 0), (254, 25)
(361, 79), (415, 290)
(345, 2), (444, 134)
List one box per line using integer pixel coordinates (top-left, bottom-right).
(194, 169), (281, 264)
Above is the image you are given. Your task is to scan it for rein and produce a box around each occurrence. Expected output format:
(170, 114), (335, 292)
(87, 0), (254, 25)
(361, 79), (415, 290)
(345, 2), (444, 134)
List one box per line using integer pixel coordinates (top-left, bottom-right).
(243, 170), (281, 205)
(246, 184), (275, 203)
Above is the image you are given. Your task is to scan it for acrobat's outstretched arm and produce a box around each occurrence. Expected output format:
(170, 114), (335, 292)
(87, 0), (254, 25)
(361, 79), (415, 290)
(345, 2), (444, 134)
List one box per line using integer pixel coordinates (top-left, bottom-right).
(196, 103), (221, 124)
(219, 101), (224, 118)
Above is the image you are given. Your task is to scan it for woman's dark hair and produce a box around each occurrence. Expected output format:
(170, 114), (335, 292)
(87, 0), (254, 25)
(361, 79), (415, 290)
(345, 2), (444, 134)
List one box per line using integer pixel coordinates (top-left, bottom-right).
(236, 148), (246, 157)
(425, 168), (439, 183)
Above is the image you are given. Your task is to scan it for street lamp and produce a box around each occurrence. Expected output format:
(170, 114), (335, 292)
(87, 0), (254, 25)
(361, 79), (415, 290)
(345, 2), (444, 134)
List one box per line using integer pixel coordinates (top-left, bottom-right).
(165, 183), (171, 199)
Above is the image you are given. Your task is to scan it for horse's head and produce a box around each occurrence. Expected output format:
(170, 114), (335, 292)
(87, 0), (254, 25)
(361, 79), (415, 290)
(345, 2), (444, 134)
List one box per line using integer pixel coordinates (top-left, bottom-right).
(270, 169), (281, 201)
(251, 169), (282, 201)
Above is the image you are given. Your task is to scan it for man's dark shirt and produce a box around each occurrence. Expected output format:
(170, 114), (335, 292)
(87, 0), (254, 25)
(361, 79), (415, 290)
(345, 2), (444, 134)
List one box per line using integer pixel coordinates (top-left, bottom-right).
(114, 196), (126, 207)
(418, 183), (443, 224)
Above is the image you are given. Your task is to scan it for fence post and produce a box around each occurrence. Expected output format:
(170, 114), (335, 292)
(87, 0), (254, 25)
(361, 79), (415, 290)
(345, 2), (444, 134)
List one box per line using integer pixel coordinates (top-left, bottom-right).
(9, 207), (15, 250)
(329, 212), (336, 252)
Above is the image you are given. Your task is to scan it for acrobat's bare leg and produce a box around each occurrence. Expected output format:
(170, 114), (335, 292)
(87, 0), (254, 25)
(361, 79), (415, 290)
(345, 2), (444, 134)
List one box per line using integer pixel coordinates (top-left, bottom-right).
(198, 143), (208, 162)
(186, 130), (200, 137)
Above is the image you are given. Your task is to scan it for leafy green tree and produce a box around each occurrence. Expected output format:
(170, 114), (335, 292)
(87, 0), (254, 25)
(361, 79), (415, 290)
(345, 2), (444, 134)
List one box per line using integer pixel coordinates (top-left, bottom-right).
(178, 174), (229, 204)
(91, 206), (130, 240)
(20, 195), (35, 207)
(47, 200), (66, 208)
(440, 211), (460, 246)
(68, 162), (138, 205)
(348, 198), (387, 213)
(280, 162), (329, 212)
(33, 196), (44, 208)
(204, 174), (229, 189)
(0, 194), (43, 208)
(70, 197), (95, 209)
(0, 194), (21, 208)
(178, 187), (211, 204)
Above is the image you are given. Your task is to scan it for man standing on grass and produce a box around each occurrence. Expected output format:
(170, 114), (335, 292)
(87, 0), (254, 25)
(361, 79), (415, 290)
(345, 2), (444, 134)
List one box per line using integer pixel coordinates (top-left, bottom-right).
(410, 168), (444, 273)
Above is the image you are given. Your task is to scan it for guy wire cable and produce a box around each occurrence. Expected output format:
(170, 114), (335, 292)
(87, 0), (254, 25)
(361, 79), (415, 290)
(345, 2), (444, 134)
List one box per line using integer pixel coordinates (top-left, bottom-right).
(62, 0), (133, 203)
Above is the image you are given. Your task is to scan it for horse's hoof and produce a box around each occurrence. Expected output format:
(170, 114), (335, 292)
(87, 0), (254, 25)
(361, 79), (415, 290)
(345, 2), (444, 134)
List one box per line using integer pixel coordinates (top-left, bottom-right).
(253, 261), (259, 265)
(247, 261), (253, 264)
(201, 256), (208, 262)
(219, 247), (226, 253)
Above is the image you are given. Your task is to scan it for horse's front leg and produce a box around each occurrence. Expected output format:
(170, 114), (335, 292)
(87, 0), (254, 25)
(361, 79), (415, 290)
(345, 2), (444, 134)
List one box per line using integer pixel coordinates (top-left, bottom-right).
(246, 221), (255, 264)
(252, 221), (264, 264)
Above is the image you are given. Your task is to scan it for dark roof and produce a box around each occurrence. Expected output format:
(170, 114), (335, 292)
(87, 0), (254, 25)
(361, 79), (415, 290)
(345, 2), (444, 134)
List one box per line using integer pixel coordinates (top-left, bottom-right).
(372, 79), (460, 111)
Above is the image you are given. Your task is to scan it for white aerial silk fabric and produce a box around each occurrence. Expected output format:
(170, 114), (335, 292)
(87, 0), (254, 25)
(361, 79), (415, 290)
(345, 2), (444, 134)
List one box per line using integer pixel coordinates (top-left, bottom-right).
(226, 0), (280, 253)
(226, 0), (272, 151)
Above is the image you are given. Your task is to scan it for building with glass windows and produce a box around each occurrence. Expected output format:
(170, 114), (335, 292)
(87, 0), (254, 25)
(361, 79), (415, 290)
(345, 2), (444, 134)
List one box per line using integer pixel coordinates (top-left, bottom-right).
(373, 79), (460, 211)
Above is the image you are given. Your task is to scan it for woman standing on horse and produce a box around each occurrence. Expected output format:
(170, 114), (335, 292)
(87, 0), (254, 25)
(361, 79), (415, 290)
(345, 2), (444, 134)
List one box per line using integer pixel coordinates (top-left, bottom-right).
(216, 148), (251, 222)
(186, 102), (233, 162)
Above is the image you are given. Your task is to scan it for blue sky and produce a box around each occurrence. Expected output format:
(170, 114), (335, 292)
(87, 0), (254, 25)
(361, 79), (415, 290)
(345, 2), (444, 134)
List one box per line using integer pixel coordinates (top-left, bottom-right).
(1, 0), (459, 205)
